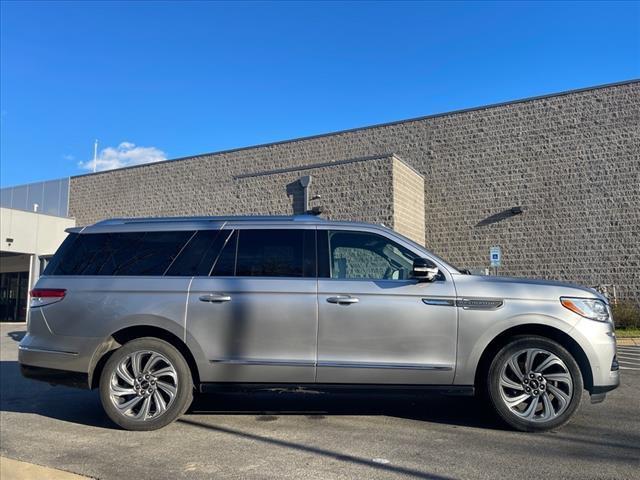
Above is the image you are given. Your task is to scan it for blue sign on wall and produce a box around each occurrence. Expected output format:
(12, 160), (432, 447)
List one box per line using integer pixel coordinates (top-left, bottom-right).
(490, 246), (502, 267)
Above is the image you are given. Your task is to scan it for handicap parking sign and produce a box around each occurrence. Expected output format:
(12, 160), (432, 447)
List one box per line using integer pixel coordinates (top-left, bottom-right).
(490, 246), (501, 267)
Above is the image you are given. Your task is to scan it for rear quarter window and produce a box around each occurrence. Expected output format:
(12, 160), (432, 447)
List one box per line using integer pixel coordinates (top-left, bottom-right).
(44, 231), (193, 276)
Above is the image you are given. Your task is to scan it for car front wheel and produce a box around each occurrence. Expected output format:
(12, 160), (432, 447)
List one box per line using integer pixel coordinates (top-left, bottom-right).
(99, 337), (193, 431)
(487, 335), (583, 432)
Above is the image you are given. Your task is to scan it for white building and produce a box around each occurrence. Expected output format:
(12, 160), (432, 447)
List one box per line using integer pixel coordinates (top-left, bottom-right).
(0, 179), (75, 322)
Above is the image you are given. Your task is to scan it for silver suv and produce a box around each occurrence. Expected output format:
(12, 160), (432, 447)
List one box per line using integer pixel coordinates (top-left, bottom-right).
(19, 215), (619, 431)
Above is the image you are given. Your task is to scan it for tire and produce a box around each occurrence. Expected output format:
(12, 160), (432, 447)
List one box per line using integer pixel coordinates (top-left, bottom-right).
(486, 335), (583, 432)
(99, 337), (193, 431)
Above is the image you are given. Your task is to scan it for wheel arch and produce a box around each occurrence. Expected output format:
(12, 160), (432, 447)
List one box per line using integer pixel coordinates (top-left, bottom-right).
(474, 324), (593, 392)
(89, 325), (201, 389)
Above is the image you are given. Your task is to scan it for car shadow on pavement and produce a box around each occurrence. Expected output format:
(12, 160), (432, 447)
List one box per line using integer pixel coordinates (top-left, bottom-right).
(0, 360), (113, 429)
(189, 390), (505, 430)
(0, 358), (503, 431)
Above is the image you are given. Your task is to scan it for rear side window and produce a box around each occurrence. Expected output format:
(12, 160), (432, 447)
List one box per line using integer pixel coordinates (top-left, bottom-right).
(210, 230), (237, 276)
(45, 231), (193, 276)
(166, 229), (235, 276)
(235, 229), (315, 278)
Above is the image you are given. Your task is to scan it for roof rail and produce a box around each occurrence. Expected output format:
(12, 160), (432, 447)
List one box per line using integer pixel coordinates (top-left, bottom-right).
(92, 214), (325, 226)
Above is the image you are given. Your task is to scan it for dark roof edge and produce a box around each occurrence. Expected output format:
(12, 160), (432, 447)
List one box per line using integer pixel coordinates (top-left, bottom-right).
(71, 78), (639, 180)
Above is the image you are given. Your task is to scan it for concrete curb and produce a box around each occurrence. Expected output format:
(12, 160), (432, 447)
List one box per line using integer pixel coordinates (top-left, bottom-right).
(0, 457), (90, 480)
(617, 337), (640, 346)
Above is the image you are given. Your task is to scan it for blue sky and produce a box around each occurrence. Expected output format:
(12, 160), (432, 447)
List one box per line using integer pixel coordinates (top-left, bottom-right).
(1, 1), (638, 187)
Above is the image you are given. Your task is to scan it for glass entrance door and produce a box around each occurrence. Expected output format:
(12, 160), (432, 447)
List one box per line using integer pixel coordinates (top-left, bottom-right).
(0, 271), (29, 322)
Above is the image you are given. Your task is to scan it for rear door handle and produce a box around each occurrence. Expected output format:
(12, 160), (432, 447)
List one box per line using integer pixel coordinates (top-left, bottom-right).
(326, 295), (359, 305)
(199, 293), (232, 303)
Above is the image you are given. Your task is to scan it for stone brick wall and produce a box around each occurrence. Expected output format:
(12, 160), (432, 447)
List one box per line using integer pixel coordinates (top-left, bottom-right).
(69, 81), (640, 301)
(234, 155), (396, 227)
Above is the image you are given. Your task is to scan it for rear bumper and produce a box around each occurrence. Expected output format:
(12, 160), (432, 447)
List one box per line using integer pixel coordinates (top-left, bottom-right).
(18, 315), (104, 389)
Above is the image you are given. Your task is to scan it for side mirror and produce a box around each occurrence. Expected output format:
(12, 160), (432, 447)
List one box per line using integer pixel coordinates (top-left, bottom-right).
(412, 258), (439, 282)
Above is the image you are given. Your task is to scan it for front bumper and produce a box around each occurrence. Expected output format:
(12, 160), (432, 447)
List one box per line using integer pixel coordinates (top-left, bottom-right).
(570, 318), (620, 398)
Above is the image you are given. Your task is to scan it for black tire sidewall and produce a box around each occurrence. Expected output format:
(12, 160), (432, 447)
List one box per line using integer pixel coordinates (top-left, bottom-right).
(487, 335), (583, 432)
(99, 337), (193, 431)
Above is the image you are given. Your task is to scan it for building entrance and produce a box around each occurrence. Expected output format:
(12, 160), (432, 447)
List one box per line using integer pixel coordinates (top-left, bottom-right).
(0, 271), (29, 322)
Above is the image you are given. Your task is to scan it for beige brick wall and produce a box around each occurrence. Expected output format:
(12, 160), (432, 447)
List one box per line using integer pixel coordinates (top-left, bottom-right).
(392, 157), (425, 245)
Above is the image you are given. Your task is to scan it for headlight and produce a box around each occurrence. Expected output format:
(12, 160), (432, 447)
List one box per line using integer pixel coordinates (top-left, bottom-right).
(560, 297), (610, 322)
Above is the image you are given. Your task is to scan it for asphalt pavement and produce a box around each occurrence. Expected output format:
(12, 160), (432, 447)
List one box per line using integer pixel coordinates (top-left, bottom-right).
(1, 323), (638, 480)
(617, 345), (640, 371)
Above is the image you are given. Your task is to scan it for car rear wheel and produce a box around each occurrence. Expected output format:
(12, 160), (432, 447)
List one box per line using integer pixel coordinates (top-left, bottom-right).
(99, 337), (193, 431)
(487, 335), (583, 432)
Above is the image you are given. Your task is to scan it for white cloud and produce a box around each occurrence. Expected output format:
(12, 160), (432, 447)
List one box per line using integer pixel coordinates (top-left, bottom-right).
(78, 142), (167, 172)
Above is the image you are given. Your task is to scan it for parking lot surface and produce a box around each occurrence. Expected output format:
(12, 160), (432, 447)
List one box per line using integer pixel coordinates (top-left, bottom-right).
(1, 323), (638, 480)
(617, 345), (640, 371)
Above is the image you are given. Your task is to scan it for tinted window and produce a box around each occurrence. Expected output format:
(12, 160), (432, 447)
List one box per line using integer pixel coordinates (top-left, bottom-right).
(166, 229), (230, 276)
(235, 229), (314, 278)
(42, 233), (79, 275)
(325, 230), (417, 280)
(45, 231), (193, 276)
(210, 230), (237, 276)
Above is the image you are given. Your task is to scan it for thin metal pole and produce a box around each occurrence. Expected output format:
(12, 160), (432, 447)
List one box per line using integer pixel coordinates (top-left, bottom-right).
(93, 139), (99, 173)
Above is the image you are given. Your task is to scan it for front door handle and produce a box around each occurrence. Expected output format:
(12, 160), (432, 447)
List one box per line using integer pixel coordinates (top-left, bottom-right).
(199, 293), (232, 303)
(326, 295), (359, 305)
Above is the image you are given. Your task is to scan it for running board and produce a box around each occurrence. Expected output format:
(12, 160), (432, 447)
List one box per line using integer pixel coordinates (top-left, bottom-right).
(199, 383), (474, 396)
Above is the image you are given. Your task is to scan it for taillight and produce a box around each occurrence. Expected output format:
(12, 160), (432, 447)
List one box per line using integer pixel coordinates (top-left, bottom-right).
(30, 288), (66, 307)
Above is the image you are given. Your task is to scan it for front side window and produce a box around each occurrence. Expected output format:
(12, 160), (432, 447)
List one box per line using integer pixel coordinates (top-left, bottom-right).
(235, 229), (315, 278)
(322, 230), (418, 280)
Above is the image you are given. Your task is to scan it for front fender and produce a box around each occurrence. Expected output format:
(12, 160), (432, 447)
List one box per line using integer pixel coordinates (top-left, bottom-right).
(453, 299), (580, 385)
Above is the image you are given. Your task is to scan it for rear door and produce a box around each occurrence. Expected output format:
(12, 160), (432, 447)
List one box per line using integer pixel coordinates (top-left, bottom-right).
(316, 227), (458, 385)
(186, 225), (318, 383)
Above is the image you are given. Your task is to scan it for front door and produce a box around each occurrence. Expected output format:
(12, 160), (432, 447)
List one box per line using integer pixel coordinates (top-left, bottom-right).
(187, 227), (318, 383)
(316, 228), (457, 385)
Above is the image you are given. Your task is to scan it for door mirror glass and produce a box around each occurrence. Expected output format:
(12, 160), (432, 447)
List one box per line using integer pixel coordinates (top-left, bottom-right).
(412, 258), (439, 282)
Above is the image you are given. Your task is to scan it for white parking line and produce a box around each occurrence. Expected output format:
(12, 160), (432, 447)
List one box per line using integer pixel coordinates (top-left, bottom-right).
(620, 366), (640, 370)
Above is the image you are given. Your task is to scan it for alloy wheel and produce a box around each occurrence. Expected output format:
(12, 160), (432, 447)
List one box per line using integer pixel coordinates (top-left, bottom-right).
(108, 350), (179, 421)
(498, 348), (573, 422)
